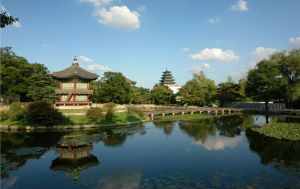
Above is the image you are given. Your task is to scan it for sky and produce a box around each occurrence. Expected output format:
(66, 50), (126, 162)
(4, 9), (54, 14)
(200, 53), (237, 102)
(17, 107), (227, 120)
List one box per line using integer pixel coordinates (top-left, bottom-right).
(1, 0), (300, 89)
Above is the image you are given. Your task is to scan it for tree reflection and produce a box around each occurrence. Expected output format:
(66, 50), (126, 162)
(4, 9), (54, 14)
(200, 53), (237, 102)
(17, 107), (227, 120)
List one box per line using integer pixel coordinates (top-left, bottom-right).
(152, 121), (175, 136)
(178, 115), (255, 144)
(245, 128), (300, 169)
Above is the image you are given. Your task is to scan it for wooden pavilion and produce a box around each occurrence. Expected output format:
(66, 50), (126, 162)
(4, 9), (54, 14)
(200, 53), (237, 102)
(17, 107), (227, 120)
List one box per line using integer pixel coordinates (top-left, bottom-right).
(51, 55), (99, 106)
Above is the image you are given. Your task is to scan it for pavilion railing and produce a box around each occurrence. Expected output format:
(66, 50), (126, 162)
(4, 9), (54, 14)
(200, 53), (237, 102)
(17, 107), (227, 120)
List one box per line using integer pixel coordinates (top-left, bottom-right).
(55, 89), (93, 94)
(54, 101), (92, 104)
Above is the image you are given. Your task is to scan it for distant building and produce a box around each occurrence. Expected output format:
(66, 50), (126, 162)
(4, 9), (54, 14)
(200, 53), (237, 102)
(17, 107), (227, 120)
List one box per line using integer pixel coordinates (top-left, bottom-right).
(159, 69), (181, 94)
(51, 55), (99, 106)
(125, 78), (137, 87)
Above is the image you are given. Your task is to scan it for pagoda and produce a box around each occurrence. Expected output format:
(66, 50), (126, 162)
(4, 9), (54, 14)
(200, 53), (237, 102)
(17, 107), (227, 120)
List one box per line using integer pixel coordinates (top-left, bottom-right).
(159, 68), (176, 87)
(51, 55), (99, 106)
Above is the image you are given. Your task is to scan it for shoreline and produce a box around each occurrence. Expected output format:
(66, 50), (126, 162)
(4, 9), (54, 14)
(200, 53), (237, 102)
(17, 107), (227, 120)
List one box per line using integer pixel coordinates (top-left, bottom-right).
(0, 118), (151, 131)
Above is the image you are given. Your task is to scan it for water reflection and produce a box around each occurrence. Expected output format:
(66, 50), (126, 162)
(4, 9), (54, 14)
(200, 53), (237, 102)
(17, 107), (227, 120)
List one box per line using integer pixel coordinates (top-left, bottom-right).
(50, 135), (100, 184)
(1, 115), (300, 189)
(152, 121), (175, 136)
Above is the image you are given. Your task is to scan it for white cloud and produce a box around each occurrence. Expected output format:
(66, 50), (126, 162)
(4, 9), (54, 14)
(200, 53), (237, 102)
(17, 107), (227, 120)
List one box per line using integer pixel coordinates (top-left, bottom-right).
(79, 56), (94, 63)
(1, 177), (18, 189)
(230, 0), (249, 11)
(79, 65), (86, 68)
(248, 47), (277, 60)
(137, 5), (146, 12)
(184, 147), (191, 152)
(87, 63), (111, 71)
(250, 61), (257, 68)
(182, 48), (189, 51)
(289, 37), (300, 48)
(184, 63), (210, 72)
(1, 5), (21, 28)
(189, 48), (240, 62)
(76, 0), (112, 7)
(211, 69), (216, 72)
(170, 64), (174, 66)
(43, 45), (47, 47)
(192, 136), (242, 150)
(208, 18), (219, 23)
(216, 40), (222, 43)
(92, 6), (140, 31)
(49, 45), (53, 47)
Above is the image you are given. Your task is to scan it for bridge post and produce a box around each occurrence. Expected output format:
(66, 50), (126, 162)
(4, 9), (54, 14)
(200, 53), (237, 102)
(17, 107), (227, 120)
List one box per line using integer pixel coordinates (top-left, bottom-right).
(170, 113), (175, 116)
(222, 110), (224, 114)
(161, 113), (165, 116)
(207, 111), (210, 114)
(199, 111), (201, 114)
(190, 111), (193, 115)
(181, 112), (184, 115)
(215, 111), (217, 115)
(151, 114), (153, 118)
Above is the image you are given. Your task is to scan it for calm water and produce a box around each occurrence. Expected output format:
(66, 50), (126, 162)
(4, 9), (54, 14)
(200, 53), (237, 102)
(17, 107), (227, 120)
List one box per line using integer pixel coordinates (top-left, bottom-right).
(1, 114), (300, 189)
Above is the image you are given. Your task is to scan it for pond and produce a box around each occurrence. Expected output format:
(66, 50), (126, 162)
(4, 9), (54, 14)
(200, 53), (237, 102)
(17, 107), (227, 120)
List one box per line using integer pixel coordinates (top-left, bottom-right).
(1, 114), (300, 189)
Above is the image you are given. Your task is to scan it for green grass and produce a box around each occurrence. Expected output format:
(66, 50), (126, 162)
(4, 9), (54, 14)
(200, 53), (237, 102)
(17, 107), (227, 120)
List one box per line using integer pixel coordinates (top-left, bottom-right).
(252, 123), (300, 140)
(58, 108), (124, 113)
(279, 115), (300, 118)
(1, 112), (149, 127)
(156, 113), (210, 120)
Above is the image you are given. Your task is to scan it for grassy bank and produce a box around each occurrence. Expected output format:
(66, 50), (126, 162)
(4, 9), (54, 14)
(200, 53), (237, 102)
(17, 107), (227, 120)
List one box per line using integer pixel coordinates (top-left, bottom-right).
(58, 108), (124, 114)
(156, 113), (210, 120)
(252, 123), (300, 140)
(1, 112), (149, 127)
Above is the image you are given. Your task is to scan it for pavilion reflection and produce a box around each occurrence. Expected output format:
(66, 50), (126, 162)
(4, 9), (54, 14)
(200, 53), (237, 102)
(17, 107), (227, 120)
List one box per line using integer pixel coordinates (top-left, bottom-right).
(50, 135), (100, 184)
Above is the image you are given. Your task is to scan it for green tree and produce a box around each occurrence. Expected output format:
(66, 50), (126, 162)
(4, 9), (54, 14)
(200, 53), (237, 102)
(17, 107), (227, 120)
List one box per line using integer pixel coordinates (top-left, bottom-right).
(245, 59), (286, 110)
(0, 12), (19, 29)
(0, 47), (33, 101)
(178, 79), (203, 106)
(92, 72), (131, 103)
(216, 76), (241, 107)
(26, 63), (58, 101)
(269, 48), (300, 108)
(150, 84), (173, 105)
(193, 71), (218, 106)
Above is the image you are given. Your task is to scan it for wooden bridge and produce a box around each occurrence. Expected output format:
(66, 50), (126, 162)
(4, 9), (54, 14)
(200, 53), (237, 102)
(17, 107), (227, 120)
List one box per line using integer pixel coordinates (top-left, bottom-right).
(143, 108), (236, 118)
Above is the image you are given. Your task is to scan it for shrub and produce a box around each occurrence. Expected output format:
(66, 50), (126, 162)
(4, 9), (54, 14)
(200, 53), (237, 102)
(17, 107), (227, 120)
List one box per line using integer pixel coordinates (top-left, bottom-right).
(0, 111), (10, 122)
(9, 102), (25, 121)
(105, 108), (114, 121)
(86, 107), (103, 120)
(126, 106), (144, 117)
(104, 102), (117, 109)
(26, 101), (63, 126)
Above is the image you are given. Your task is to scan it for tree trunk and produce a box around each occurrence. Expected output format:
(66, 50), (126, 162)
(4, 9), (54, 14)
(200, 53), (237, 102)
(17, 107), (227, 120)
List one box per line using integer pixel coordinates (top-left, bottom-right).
(265, 115), (269, 124)
(265, 100), (269, 110)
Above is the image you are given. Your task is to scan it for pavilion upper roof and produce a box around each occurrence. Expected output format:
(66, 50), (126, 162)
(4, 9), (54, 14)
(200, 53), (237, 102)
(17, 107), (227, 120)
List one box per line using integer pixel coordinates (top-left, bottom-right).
(51, 55), (99, 80)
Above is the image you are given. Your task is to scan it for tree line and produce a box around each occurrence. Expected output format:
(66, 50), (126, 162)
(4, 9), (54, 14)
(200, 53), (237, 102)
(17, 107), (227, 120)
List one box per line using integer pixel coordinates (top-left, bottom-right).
(1, 47), (300, 109)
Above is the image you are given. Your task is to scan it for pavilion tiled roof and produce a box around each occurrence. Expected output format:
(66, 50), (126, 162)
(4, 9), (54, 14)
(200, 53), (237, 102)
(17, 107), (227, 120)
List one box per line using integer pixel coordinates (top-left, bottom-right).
(51, 55), (99, 80)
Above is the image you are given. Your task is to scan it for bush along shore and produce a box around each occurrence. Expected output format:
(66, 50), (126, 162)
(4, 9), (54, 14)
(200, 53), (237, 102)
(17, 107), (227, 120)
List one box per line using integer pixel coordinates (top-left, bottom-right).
(252, 123), (300, 140)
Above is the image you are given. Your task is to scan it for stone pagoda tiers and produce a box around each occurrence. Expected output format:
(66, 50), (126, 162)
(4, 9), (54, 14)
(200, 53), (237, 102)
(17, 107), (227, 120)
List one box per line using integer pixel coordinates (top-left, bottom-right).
(159, 68), (176, 87)
(51, 55), (99, 106)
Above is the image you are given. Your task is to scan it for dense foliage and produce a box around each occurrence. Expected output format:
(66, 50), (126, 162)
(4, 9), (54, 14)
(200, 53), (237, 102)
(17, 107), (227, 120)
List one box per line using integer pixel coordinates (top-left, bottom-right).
(105, 108), (114, 121)
(126, 106), (144, 117)
(0, 111), (10, 122)
(0, 47), (59, 102)
(26, 101), (63, 126)
(86, 108), (103, 120)
(9, 102), (25, 121)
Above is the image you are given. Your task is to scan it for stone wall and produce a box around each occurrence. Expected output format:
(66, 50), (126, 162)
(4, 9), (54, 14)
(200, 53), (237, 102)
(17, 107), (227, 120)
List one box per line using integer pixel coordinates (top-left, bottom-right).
(224, 102), (286, 109)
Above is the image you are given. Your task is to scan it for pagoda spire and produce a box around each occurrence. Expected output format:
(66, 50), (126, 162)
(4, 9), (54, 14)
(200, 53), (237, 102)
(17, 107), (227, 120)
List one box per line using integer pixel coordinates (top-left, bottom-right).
(72, 54), (78, 65)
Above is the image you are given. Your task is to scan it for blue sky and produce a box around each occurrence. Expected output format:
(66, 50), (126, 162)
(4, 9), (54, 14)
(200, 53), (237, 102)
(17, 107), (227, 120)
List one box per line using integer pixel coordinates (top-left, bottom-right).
(2, 0), (300, 89)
